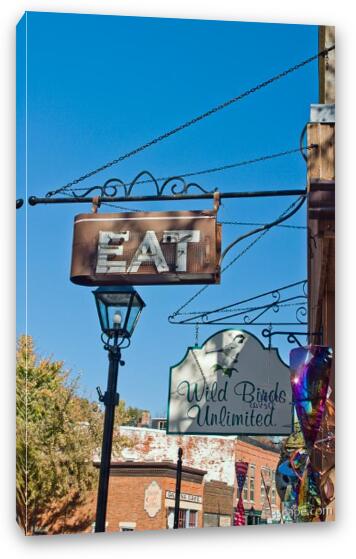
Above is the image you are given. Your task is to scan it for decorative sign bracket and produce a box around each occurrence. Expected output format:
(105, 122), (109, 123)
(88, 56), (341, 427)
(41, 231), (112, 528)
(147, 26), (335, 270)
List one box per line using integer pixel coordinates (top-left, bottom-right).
(28, 170), (307, 206)
(169, 280), (308, 326)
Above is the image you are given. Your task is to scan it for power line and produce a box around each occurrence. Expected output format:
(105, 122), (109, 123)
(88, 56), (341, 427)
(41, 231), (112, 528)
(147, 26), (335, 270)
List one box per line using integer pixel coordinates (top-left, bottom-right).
(169, 195), (306, 318)
(67, 144), (316, 193)
(220, 195), (305, 261)
(46, 45), (334, 198)
(220, 221), (306, 230)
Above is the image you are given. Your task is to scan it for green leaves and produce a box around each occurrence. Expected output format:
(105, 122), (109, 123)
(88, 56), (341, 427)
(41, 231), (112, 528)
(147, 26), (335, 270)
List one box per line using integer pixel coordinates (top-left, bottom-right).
(16, 335), (130, 534)
(212, 363), (239, 378)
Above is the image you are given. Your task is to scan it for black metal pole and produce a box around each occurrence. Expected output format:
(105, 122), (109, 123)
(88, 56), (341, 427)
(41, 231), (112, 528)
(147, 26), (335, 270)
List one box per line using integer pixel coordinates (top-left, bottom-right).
(28, 189), (307, 206)
(95, 339), (121, 533)
(173, 447), (183, 529)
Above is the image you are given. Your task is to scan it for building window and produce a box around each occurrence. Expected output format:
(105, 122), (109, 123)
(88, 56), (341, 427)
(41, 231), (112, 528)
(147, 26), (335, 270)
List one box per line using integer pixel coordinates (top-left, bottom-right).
(188, 510), (198, 528)
(271, 471), (276, 505)
(203, 513), (219, 528)
(204, 513), (230, 528)
(261, 467), (271, 503)
(249, 464), (255, 502)
(260, 473), (265, 502)
(168, 508), (198, 528)
(271, 487), (277, 505)
(119, 522), (136, 532)
(158, 420), (166, 430)
(243, 470), (249, 501)
(178, 509), (185, 528)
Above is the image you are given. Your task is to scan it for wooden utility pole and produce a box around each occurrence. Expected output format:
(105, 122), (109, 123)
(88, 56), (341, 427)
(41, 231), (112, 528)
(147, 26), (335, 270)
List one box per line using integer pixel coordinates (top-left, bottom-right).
(307, 25), (335, 361)
(307, 25), (335, 520)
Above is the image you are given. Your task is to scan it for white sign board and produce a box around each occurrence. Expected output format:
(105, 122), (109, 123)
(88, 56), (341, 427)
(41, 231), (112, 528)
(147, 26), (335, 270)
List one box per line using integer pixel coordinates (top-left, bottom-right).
(165, 491), (202, 504)
(167, 330), (292, 435)
(144, 481), (162, 518)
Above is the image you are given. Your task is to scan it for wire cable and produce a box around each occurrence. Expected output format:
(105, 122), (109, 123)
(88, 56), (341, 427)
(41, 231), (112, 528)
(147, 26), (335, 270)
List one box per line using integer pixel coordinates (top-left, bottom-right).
(170, 195), (306, 318)
(46, 45), (334, 198)
(220, 195), (306, 261)
(67, 144), (316, 193)
(220, 221), (306, 230)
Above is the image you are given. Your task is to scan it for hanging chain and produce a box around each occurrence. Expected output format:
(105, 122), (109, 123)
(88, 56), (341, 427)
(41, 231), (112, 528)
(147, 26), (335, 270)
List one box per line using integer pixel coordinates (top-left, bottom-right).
(195, 323), (200, 347)
(191, 347), (206, 381)
(46, 46), (334, 198)
(67, 144), (316, 194)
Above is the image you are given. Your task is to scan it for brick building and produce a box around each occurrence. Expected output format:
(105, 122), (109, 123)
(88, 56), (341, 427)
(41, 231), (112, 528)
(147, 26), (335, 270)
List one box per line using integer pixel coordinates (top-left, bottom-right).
(92, 426), (281, 532)
(41, 426), (281, 534)
(203, 481), (234, 527)
(101, 461), (206, 532)
(235, 436), (280, 524)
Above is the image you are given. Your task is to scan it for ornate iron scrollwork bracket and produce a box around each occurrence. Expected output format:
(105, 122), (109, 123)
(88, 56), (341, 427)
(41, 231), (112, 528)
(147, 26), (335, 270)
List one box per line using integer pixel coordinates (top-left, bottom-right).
(46, 170), (217, 200)
(261, 328), (323, 349)
(169, 280), (308, 326)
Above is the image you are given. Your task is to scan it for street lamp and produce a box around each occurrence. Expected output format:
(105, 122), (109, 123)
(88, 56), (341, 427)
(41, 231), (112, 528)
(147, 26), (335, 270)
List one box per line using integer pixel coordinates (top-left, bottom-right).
(93, 286), (145, 533)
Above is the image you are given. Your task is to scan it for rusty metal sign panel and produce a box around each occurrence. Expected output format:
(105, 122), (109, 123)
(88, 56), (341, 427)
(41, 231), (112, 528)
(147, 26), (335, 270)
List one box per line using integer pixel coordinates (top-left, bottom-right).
(70, 210), (221, 286)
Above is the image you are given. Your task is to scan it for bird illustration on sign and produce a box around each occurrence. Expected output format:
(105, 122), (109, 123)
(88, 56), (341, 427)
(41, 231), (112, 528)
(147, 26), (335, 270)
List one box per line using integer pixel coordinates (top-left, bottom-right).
(206, 333), (246, 377)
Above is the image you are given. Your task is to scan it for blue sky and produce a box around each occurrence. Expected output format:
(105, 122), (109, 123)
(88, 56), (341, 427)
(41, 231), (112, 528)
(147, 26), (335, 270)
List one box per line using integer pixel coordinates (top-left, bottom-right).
(17, 12), (318, 414)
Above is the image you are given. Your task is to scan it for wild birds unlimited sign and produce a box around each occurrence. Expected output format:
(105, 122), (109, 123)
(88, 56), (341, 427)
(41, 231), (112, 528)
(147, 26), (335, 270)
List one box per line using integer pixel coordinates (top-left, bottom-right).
(167, 330), (293, 436)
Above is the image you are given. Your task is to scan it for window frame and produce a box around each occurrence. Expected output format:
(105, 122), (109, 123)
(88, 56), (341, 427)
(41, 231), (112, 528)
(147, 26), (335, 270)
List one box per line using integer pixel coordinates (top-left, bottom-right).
(249, 464), (255, 503)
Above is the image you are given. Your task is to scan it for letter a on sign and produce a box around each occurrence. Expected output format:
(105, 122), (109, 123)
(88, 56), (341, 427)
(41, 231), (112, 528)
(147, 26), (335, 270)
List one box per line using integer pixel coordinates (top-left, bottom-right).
(167, 329), (293, 436)
(127, 231), (169, 273)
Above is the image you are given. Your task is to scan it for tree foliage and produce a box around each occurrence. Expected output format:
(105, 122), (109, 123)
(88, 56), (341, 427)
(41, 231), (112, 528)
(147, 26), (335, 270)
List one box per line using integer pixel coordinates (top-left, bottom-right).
(16, 335), (129, 534)
(122, 406), (149, 426)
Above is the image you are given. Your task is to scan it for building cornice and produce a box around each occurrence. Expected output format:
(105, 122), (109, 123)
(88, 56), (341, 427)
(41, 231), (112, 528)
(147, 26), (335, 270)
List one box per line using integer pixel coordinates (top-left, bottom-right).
(93, 460), (207, 483)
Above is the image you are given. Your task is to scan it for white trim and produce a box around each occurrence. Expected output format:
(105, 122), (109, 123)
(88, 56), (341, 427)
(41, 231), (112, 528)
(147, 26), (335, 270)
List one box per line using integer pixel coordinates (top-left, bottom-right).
(91, 521), (108, 533)
(165, 498), (202, 511)
(75, 215), (213, 224)
(119, 522), (136, 530)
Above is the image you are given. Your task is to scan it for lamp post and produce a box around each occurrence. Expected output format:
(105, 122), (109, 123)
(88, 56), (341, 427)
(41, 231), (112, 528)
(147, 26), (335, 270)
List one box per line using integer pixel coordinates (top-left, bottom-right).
(173, 447), (183, 529)
(93, 286), (145, 533)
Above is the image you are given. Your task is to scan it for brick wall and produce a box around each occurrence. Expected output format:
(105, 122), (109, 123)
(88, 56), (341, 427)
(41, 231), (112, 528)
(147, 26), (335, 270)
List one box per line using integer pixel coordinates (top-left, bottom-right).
(111, 428), (281, 524)
(106, 468), (204, 532)
(118, 426), (236, 485)
(204, 481), (234, 517)
(234, 438), (281, 516)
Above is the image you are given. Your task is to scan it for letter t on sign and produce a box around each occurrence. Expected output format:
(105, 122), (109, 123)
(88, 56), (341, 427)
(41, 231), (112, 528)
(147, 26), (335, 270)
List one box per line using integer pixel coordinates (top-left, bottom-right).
(162, 231), (200, 272)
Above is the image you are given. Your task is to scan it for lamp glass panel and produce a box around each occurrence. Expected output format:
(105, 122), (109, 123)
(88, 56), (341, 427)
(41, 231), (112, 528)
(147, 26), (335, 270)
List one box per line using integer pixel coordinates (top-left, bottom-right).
(94, 287), (144, 336)
(96, 291), (132, 332)
(125, 293), (143, 335)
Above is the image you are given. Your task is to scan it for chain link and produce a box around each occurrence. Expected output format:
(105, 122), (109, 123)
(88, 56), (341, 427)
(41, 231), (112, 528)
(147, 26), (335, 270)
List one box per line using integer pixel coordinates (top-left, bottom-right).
(67, 144), (315, 193)
(47, 46), (334, 198)
(177, 301), (304, 317)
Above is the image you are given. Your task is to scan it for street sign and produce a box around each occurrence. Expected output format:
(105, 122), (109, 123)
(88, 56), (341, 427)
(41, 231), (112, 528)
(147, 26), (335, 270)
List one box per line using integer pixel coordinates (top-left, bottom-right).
(70, 210), (221, 286)
(167, 329), (293, 436)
